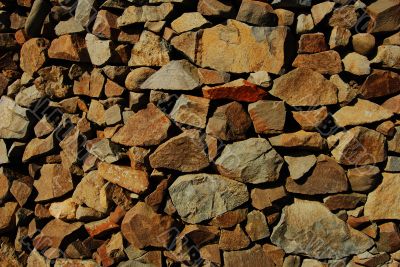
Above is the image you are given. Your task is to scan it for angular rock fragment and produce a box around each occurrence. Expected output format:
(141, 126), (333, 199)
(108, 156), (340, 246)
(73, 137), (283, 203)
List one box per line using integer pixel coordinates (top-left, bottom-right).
(128, 31), (170, 67)
(389, 126), (400, 153)
(270, 68), (337, 106)
(117, 3), (174, 26)
(286, 155), (348, 195)
(92, 10), (119, 39)
(329, 26), (351, 49)
(121, 202), (174, 248)
(223, 245), (275, 267)
(206, 101), (251, 141)
(112, 103), (171, 146)
(248, 100), (286, 134)
(364, 173), (400, 220)
(311, 1), (335, 25)
(329, 5), (358, 29)
(332, 127), (387, 165)
(171, 12), (209, 33)
(10, 175), (33, 206)
(210, 208), (248, 228)
(216, 138), (283, 184)
(22, 134), (54, 162)
(170, 95), (209, 128)
(269, 131), (326, 150)
(292, 51), (342, 75)
(0, 96), (29, 139)
(140, 60), (200, 90)
(34, 164), (74, 201)
(296, 14), (314, 34)
(150, 130), (209, 172)
(20, 38), (49, 75)
(169, 173), (249, 223)
(75, 0), (96, 27)
(73, 171), (108, 213)
(342, 52), (370, 75)
(219, 225), (250, 251)
(54, 18), (85, 36)
(0, 140), (8, 164)
(385, 156), (400, 172)
(236, 0), (276, 26)
(250, 186), (287, 210)
(275, 9), (295, 26)
(245, 210), (269, 241)
(284, 154), (317, 180)
(86, 34), (112, 66)
(376, 222), (400, 252)
(333, 98), (392, 127)
(125, 67), (155, 91)
(323, 193), (367, 211)
(0, 202), (18, 232)
(347, 165), (380, 192)
(298, 33), (327, 53)
(360, 69), (400, 99)
(366, 0), (400, 32)
(203, 79), (266, 102)
(292, 107), (328, 131)
(98, 163), (149, 194)
(271, 199), (373, 259)
(49, 198), (78, 220)
(371, 45), (400, 69)
(48, 35), (88, 62)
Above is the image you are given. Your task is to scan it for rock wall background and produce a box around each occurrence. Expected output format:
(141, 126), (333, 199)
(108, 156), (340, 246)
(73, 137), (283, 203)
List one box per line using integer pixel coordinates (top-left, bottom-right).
(0, 0), (399, 266)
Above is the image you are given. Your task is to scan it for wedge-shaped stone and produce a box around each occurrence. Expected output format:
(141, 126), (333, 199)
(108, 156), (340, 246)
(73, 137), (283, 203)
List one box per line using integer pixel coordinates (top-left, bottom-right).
(73, 171), (108, 213)
(365, 173), (400, 220)
(170, 95), (209, 128)
(269, 130), (326, 150)
(98, 162), (149, 194)
(112, 103), (171, 147)
(366, 0), (400, 32)
(117, 3), (174, 26)
(360, 69), (400, 99)
(270, 68), (338, 106)
(48, 35), (88, 62)
(203, 79), (266, 102)
(371, 45), (400, 69)
(169, 173), (249, 223)
(285, 155), (348, 195)
(22, 134), (54, 162)
(332, 126), (387, 165)
(171, 12), (209, 33)
(140, 60), (200, 90)
(150, 130), (209, 172)
(0, 96), (29, 139)
(248, 100), (286, 134)
(216, 138), (283, 184)
(271, 199), (374, 259)
(333, 98), (393, 127)
(284, 154), (317, 180)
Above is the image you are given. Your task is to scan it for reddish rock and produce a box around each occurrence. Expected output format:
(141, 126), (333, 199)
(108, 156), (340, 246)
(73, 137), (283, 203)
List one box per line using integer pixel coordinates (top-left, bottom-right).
(200, 244), (221, 266)
(105, 79), (124, 97)
(198, 68), (230, 85)
(286, 155), (348, 195)
(360, 69), (400, 99)
(48, 34), (88, 62)
(85, 206), (125, 237)
(121, 202), (174, 249)
(73, 71), (90, 96)
(210, 208), (248, 228)
(377, 222), (400, 252)
(219, 225), (250, 251)
(206, 101), (251, 141)
(98, 162), (149, 194)
(112, 103), (171, 147)
(203, 79), (266, 102)
(292, 50), (343, 75)
(20, 38), (49, 75)
(298, 32), (328, 53)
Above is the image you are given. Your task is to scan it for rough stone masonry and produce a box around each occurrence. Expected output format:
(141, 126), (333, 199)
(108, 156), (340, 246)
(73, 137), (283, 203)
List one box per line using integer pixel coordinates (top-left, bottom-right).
(0, 0), (399, 266)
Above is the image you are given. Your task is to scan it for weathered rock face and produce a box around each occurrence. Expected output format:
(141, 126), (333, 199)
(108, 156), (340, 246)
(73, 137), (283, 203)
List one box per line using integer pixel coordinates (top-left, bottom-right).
(170, 94), (209, 128)
(331, 127), (387, 165)
(20, 38), (49, 75)
(284, 154), (317, 180)
(248, 100), (286, 134)
(359, 69), (400, 99)
(112, 103), (171, 147)
(271, 199), (374, 259)
(169, 174), (249, 223)
(223, 245), (275, 267)
(364, 173), (400, 220)
(177, 20), (289, 74)
(0, 96), (29, 139)
(269, 130), (326, 150)
(286, 155), (348, 195)
(292, 51), (343, 75)
(117, 3), (174, 26)
(270, 68), (338, 106)
(48, 35), (88, 62)
(149, 130), (209, 172)
(216, 138), (284, 184)
(203, 79), (267, 102)
(121, 202), (174, 249)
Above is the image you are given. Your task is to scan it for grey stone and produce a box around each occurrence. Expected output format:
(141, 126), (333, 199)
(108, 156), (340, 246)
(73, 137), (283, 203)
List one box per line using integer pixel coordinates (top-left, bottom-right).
(170, 94), (209, 128)
(271, 199), (374, 259)
(0, 96), (29, 139)
(75, 0), (96, 27)
(216, 138), (283, 184)
(85, 34), (112, 66)
(385, 156), (400, 172)
(15, 85), (44, 108)
(140, 60), (201, 90)
(284, 154), (317, 180)
(169, 173), (249, 223)
(117, 3), (174, 26)
(87, 139), (121, 164)
(55, 18), (85, 36)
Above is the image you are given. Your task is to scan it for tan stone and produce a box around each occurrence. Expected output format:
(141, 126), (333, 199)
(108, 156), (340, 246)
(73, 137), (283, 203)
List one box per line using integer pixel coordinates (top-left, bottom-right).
(117, 3), (174, 26)
(223, 245), (275, 267)
(170, 95), (209, 128)
(269, 130), (326, 150)
(92, 10), (118, 39)
(347, 165), (380, 192)
(248, 100), (286, 134)
(20, 38), (49, 75)
(323, 193), (366, 211)
(292, 107), (328, 131)
(0, 202), (18, 232)
(48, 35), (88, 62)
(329, 26), (351, 49)
(49, 198), (78, 220)
(125, 67), (156, 91)
(197, 0), (233, 17)
(285, 154), (317, 180)
(311, 1), (335, 25)
(275, 9), (295, 26)
(296, 14), (314, 34)
(171, 12), (209, 33)
(121, 202), (174, 249)
(245, 210), (269, 241)
(342, 52), (370, 75)
(10, 175), (33, 207)
(112, 103), (171, 147)
(236, 0), (275, 26)
(332, 127), (387, 165)
(366, 0), (400, 32)
(329, 5), (358, 28)
(352, 33), (376, 55)
(105, 79), (124, 97)
(198, 68), (230, 85)
(371, 45), (400, 69)
(383, 95), (400, 114)
(73, 171), (108, 213)
(376, 222), (400, 252)
(333, 98), (393, 127)
(209, 208), (248, 228)
(22, 134), (54, 162)
(98, 162), (149, 194)
(292, 50), (342, 75)
(270, 68), (337, 106)
(87, 100), (106, 126)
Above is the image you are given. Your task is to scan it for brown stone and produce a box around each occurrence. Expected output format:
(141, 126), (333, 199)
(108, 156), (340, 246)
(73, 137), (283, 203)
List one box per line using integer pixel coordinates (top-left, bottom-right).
(89, 68), (105, 98)
(92, 10), (118, 39)
(298, 33), (327, 53)
(197, 0), (233, 17)
(200, 244), (221, 266)
(383, 95), (400, 114)
(105, 79), (124, 97)
(0, 33), (17, 49)
(206, 101), (251, 141)
(112, 103), (171, 147)
(292, 107), (328, 131)
(245, 210), (269, 241)
(20, 38), (49, 75)
(87, 100), (106, 126)
(250, 186), (287, 210)
(389, 126), (400, 153)
(292, 51), (343, 75)
(248, 100), (286, 134)
(34, 164), (74, 202)
(73, 171), (108, 213)
(125, 67), (155, 91)
(323, 193), (366, 211)
(36, 66), (71, 99)
(10, 176), (33, 207)
(22, 134), (54, 162)
(347, 165), (380, 192)
(170, 95), (209, 128)
(85, 207), (125, 237)
(203, 79), (266, 102)
(329, 5), (358, 29)
(352, 33), (376, 55)
(236, 0), (275, 26)
(0, 168), (11, 202)
(210, 208), (248, 228)
(121, 202), (174, 249)
(270, 68), (338, 106)
(275, 9), (295, 26)
(198, 68), (230, 85)
(223, 245), (275, 267)
(219, 225), (250, 251)
(377, 222), (400, 252)
(269, 130), (327, 150)
(360, 69), (400, 99)
(73, 71), (90, 96)
(263, 244), (285, 267)
(33, 219), (82, 250)
(366, 0), (400, 32)
(331, 127), (387, 165)
(98, 162), (149, 194)
(0, 202), (18, 232)
(286, 155), (348, 195)
(117, 3), (174, 26)
(48, 35), (88, 62)
(149, 130), (209, 172)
